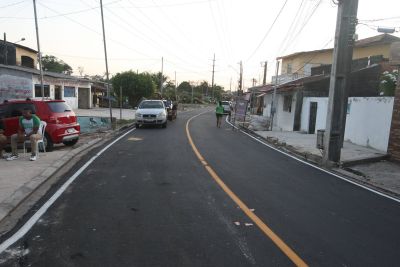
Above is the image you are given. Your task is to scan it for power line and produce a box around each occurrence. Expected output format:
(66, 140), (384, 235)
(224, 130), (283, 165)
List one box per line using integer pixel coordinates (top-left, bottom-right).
(0, 0), (26, 9)
(275, 0), (306, 57)
(246, 0), (289, 62)
(37, 2), (153, 59)
(280, 0), (323, 55)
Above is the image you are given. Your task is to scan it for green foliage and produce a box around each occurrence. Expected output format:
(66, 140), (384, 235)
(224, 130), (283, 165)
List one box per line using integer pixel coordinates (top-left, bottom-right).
(112, 71), (156, 106)
(151, 72), (168, 89)
(379, 70), (398, 96)
(42, 55), (73, 75)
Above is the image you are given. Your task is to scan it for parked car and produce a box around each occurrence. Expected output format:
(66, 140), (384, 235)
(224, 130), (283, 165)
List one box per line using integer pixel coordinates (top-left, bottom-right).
(135, 100), (167, 128)
(221, 101), (232, 115)
(0, 99), (80, 151)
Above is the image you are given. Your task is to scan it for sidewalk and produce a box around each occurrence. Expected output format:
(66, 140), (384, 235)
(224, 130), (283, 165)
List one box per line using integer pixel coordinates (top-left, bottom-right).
(237, 116), (400, 199)
(254, 130), (387, 165)
(0, 108), (135, 228)
(0, 135), (103, 225)
(75, 108), (135, 120)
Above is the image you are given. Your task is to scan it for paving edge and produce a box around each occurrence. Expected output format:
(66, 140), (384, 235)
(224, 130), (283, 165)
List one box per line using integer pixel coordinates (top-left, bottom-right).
(237, 125), (400, 201)
(0, 123), (135, 225)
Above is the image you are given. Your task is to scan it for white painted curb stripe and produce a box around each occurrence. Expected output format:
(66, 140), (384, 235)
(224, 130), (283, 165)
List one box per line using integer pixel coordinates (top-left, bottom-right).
(224, 116), (400, 203)
(0, 128), (136, 254)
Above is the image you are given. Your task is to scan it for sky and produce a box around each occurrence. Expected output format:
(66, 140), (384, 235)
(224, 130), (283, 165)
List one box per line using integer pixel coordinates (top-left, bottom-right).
(1, 0), (400, 91)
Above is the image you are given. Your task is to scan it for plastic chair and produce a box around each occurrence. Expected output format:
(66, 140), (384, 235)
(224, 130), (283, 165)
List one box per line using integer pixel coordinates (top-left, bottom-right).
(24, 121), (47, 158)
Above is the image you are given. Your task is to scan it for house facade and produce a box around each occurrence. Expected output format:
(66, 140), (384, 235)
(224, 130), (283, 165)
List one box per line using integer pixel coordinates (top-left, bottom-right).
(0, 41), (38, 69)
(274, 34), (400, 84)
(0, 64), (92, 109)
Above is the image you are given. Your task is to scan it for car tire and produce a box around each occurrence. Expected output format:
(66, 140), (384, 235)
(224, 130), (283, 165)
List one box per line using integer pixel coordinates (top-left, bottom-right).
(44, 133), (54, 152)
(162, 122), (167, 128)
(63, 138), (79, 147)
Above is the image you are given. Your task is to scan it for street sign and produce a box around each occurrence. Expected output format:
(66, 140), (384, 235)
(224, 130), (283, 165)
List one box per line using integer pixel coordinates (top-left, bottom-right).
(235, 98), (248, 122)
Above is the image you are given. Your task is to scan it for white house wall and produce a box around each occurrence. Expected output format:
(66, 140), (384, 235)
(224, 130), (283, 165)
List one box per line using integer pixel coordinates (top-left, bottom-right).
(301, 97), (329, 133)
(275, 94), (296, 131)
(263, 94), (272, 117)
(31, 75), (91, 110)
(301, 97), (394, 152)
(345, 97), (394, 152)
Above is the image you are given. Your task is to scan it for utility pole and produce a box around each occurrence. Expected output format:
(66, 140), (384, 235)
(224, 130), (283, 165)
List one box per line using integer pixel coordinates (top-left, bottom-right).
(229, 77), (232, 93)
(99, 0), (113, 123)
(159, 57), (164, 96)
(174, 71), (177, 101)
(252, 78), (257, 87)
(119, 86), (122, 120)
(270, 59), (280, 130)
(33, 0), (45, 100)
(238, 61), (243, 95)
(3, 33), (7, 65)
(191, 83), (194, 104)
(323, 0), (358, 165)
(211, 53), (215, 99)
(262, 61), (268, 85)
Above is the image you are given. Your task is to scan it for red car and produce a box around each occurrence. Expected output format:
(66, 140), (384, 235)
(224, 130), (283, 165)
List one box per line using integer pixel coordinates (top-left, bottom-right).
(0, 99), (80, 151)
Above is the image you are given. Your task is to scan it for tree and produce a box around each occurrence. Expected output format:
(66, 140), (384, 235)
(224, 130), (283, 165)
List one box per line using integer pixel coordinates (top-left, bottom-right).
(379, 70), (398, 96)
(42, 55), (73, 75)
(151, 72), (168, 92)
(112, 71), (156, 106)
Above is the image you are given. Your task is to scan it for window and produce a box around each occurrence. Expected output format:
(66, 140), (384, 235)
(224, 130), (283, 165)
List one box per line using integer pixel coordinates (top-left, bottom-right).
(34, 84), (50, 97)
(283, 95), (292, 112)
(8, 103), (36, 118)
(64, 86), (76, 97)
(139, 101), (164, 109)
(47, 101), (72, 113)
(21, 56), (34, 68)
(287, 63), (292, 74)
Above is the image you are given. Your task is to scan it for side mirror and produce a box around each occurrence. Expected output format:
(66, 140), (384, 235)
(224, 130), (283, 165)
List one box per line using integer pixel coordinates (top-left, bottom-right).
(134, 107), (138, 110)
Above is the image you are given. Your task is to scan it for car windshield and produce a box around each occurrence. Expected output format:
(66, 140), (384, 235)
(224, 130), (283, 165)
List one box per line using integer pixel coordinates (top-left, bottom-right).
(47, 102), (72, 113)
(221, 101), (230, 105)
(139, 101), (164, 109)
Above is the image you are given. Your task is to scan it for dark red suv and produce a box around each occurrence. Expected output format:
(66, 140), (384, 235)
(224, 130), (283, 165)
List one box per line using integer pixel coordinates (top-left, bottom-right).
(0, 99), (80, 151)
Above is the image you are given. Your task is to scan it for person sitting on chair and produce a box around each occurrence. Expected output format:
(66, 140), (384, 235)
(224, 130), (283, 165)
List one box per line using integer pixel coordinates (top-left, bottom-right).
(7, 108), (42, 161)
(0, 118), (7, 159)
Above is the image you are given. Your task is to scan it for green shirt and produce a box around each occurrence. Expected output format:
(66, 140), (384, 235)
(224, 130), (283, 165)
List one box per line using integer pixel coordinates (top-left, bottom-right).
(19, 115), (41, 135)
(216, 105), (224, 115)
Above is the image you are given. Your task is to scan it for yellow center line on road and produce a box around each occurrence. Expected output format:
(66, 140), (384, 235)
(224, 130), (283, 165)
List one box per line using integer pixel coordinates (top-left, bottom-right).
(185, 113), (308, 267)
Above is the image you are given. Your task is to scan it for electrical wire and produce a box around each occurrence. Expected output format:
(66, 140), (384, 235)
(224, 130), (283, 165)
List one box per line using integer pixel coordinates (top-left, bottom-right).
(0, 0), (26, 9)
(275, 0), (306, 57)
(280, 0), (323, 55)
(245, 0), (289, 62)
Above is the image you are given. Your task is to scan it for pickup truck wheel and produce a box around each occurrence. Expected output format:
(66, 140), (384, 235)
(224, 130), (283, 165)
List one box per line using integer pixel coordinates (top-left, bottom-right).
(44, 133), (54, 152)
(63, 138), (79, 146)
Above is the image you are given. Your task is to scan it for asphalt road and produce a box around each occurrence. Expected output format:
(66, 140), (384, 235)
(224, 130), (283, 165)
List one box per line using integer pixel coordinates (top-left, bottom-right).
(1, 108), (399, 266)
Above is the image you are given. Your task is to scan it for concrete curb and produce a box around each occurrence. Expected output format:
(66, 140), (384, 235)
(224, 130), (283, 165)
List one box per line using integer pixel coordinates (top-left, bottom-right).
(0, 123), (135, 225)
(236, 124), (400, 200)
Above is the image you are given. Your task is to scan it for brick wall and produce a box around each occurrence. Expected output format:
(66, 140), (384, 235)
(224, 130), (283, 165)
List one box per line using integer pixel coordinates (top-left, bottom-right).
(388, 75), (400, 161)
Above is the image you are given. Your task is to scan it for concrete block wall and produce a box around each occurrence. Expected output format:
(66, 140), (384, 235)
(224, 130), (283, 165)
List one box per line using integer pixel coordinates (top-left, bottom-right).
(388, 80), (400, 161)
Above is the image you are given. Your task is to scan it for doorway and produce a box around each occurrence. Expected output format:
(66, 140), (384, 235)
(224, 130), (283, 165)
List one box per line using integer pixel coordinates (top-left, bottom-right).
(308, 102), (318, 134)
(78, 87), (90, 109)
(54, 85), (62, 100)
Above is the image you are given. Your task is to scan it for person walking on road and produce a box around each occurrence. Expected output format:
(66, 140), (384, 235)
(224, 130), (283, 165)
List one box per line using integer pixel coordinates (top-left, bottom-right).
(7, 108), (42, 161)
(215, 101), (224, 128)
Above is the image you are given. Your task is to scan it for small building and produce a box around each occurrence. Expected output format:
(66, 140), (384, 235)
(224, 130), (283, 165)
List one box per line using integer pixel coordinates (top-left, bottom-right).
(273, 34), (400, 84)
(0, 40), (38, 68)
(0, 64), (92, 109)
